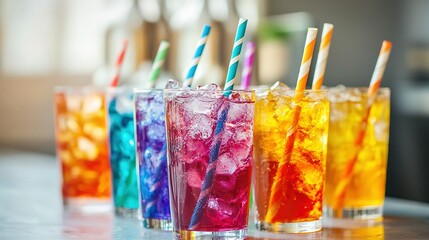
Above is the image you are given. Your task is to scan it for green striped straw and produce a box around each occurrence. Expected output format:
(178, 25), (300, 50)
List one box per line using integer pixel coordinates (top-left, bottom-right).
(148, 41), (170, 88)
(224, 18), (248, 96)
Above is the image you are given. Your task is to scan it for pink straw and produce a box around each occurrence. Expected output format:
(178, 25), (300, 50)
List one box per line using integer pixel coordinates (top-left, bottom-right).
(240, 42), (255, 90)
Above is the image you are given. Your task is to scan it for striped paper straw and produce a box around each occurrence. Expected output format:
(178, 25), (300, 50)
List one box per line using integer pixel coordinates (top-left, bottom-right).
(312, 23), (334, 90)
(224, 18), (248, 97)
(110, 40), (128, 87)
(183, 25), (211, 88)
(188, 18), (248, 230)
(295, 28), (318, 98)
(148, 41), (170, 88)
(265, 28), (318, 222)
(240, 41), (255, 90)
(332, 40), (392, 209)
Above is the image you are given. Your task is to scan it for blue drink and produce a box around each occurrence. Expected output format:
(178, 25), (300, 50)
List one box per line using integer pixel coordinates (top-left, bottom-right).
(134, 89), (171, 230)
(107, 87), (139, 217)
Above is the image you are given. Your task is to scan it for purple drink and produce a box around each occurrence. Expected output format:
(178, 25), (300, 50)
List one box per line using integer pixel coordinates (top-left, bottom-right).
(164, 87), (254, 238)
(134, 89), (171, 230)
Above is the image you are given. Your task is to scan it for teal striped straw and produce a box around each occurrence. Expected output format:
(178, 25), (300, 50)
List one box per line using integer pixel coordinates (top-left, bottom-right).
(188, 18), (248, 230)
(183, 25), (211, 88)
(148, 41), (170, 88)
(224, 18), (248, 97)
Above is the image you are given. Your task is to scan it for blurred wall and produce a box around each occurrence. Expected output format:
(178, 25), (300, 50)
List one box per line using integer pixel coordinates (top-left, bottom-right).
(265, 0), (398, 87)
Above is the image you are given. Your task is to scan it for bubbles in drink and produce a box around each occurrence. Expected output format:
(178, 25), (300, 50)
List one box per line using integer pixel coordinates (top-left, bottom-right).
(165, 85), (254, 231)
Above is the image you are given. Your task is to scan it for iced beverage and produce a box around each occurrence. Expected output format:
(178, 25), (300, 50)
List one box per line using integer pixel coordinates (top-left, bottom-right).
(135, 89), (171, 230)
(107, 87), (139, 217)
(325, 87), (390, 219)
(54, 87), (112, 210)
(164, 87), (254, 239)
(253, 88), (329, 233)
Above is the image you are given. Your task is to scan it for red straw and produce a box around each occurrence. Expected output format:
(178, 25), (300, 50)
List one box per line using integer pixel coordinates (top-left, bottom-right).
(110, 40), (129, 87)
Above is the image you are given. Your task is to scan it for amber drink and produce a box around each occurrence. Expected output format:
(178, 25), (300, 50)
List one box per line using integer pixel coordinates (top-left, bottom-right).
(325, 87), (390, 219)
(54, 87), (112, 211)
(253, 87), (329, 233)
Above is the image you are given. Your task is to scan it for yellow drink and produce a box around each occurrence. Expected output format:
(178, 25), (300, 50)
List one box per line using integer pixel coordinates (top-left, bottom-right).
(253, 89), (329, 233)
(325, 87), (390, 219)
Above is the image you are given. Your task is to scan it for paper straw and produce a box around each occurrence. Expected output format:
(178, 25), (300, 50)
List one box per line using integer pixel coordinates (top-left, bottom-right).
(183, 25), (211, 88)
(188, 18), (248, 230)
(312, 23), (334, 90)
(110, 40), (128, 87)
(265, 28), (318, 222)
(240, 41), (256, 90)
(148, 41), (170, 88)
(224, 18), (248, 97)
(332, 40), (392, 209)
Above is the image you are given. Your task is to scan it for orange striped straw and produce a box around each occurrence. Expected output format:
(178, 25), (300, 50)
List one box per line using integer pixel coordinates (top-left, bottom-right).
(312, 23), (334, 90)
(265, 28), (318, 222)
(110, 40), (129, 87)
(295, 28), (318, 99)
(332, 40), (392, 209)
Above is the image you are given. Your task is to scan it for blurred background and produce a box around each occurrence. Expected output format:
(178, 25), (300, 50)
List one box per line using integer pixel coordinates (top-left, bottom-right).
(0, 0), (428, 203)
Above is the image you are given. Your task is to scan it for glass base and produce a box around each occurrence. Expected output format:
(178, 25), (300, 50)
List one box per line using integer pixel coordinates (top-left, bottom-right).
(324, 206), (383, 220)
(142, 218), (173, 231)
(115, 207), (139, 218)
(174, 228), (247, 240)
(255, 219), (321, 233)
(63, 197), (111, 213)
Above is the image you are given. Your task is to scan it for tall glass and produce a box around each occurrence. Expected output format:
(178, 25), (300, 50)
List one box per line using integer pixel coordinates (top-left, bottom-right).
(164, 89), (255, 239)
(54, 86), (112, 211)
(324, 88), (390, 219)
(134, 89), (171, 230)
(107, 87), (139, 217)
(253, 89), (329, 233)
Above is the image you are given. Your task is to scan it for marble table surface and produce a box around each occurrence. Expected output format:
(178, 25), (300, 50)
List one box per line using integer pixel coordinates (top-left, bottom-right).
(1, 148), (428, 239)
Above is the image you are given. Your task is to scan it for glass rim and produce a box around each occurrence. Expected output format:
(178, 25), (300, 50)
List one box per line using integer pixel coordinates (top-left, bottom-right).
(328, 87), (390, 95)
(54, 85), (106, 93)
(163, 89), (255, 94)
(133, 88), (164, 93)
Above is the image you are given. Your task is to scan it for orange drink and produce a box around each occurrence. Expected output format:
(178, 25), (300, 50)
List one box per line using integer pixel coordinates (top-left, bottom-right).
(325, 87), (390, 219)
(54, 87), (112, 210)
(253, 88), (329, 233)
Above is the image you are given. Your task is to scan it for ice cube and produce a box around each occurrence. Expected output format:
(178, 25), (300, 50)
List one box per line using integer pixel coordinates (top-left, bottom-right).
(374, 121), (389, 141)
(197, 83), (221, 92)
(165, 79), (182, 89)
(205, 197), (236, 221)
(115, 95), (133, 114)
(76, 136), (98, 160)
(215, 153), (237, 175)
(66, 116), (80, 133)
(147, 123), (165, 141)
(187, 169), (203, 188)
(227, 103), (251, 123)
(148, 99), (165, 123)
(83, 123), (106, 142)
(66, 96), (83, 112)
(270, 81), (290, 91)
(82, 94), (103, 114)
(185, 97), (212, 115)
(188, 114), (213, 140)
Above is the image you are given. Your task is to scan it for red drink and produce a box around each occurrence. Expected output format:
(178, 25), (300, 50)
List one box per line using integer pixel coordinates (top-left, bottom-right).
(164, 88), (254, 238)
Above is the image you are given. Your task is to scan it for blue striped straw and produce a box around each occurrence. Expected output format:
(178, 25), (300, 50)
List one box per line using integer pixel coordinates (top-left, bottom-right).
(183, 25), (211, 88)
(224, 18), (248, 97)
(188, 18), (248, 231)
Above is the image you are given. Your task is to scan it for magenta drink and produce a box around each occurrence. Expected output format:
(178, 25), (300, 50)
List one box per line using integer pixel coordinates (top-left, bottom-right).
(164, 86), (255, 239)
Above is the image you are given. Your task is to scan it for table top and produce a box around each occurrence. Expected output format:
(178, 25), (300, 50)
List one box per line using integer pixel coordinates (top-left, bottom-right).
(1, 148), (428, 240)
